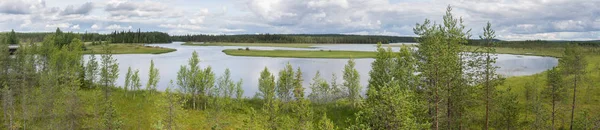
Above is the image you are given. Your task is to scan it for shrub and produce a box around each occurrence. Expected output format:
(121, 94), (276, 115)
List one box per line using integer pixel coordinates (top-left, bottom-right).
(246, 47), (250, 51)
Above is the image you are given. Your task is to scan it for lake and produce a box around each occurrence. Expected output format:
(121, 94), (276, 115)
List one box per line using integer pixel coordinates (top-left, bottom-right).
(85, 42), (558, 97)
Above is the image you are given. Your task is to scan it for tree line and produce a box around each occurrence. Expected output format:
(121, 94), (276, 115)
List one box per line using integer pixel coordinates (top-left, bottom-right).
(1, 6), (599, 129)
(0, 28), (171, 44)
(171, 34), (418, 44)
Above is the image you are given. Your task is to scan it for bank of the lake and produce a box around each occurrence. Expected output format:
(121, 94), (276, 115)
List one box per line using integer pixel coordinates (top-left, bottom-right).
(222, 49), (378, 58)
(84, 44), (177, 54)
(219, 45), (563, 59)
(182, 42), (318, 48)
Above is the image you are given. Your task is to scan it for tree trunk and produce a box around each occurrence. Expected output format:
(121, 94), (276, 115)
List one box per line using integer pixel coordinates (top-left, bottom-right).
(569, 75), (577, 130)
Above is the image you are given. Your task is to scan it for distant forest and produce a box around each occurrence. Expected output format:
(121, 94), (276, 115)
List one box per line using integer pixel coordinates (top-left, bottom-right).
(2, 29), (600, 46)
(170, 34), (418, 44)
(0, 29), (171, 44)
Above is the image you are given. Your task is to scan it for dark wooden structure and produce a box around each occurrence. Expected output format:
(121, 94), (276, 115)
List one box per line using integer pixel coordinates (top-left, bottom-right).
(8, 45), (18, 55)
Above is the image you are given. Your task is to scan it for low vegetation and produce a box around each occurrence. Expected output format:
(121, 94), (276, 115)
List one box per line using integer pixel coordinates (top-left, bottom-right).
(84, 44), (176, 54)
(182, 42), (318, 48)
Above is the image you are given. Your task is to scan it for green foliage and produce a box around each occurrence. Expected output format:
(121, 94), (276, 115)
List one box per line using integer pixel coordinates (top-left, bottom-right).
(277, 63), (295, 102)
(309, 71), (343, 104)
(494, 87), (520, 130)
(99, 43), (119, 88)
(544, 67), (566, 129)
(560, 44), (587, 130)
(7, 29), (18, 45)
(147, 60), (160, 91)
(414, 6), (474, 129)
(317, 113), (336, 130)
(85, 54), (99, 89)
(343, 58), (361, 107)
(257, 67), (279, 129)
(124, 67), (132, 91)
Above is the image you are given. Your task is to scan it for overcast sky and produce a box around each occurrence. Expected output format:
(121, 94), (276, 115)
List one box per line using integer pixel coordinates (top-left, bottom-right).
(0, 0), (598, 40)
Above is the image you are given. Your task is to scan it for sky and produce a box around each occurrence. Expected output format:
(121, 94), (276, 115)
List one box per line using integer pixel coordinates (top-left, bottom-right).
(0, 0), (599, 40)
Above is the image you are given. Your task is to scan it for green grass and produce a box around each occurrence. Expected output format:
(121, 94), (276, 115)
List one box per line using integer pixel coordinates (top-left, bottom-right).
(222, 49), (378, 58)
(84, 44), (177, 54)
(489, 46), (600, 128)
(182, 42), (318, 48)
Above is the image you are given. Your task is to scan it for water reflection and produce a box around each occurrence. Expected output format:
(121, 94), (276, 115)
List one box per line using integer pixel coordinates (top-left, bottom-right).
(84, 42), (558, 97)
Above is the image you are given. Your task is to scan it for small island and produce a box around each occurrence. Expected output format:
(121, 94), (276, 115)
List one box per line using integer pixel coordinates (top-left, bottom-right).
(222, 49), (377, 58)
(84, 44), (177, 54)
(182, 42), (317, 48)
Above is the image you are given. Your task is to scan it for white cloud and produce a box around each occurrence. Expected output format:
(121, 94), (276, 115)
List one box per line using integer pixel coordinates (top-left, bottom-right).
(91, 24), (100, 30)
(45, 23), (71, 29)
(60, 2), (93, 16)
(0, 0), (598, 40)
(106, 24), (132, 30)
(71, 24), (80, 30)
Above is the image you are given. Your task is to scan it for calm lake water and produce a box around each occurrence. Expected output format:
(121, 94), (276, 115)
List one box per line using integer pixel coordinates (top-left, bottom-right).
(85, 42), (558, 97)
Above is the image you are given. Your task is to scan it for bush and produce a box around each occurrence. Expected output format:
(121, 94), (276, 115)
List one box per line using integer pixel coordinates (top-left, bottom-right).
(238, 48), (243, 50)
(328, 50), (332, 52)
(320, 49), (324, 51)
(245, 47), (250, 51)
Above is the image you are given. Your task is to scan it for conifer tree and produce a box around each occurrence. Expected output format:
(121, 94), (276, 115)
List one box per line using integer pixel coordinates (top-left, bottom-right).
(477, 22), (502, 130)
(414, 6), (471, 129)
(292, 67), (312, 130)
(98, 41), (120, 130)
(560, 44), (586, 130)
(495, 87), (520, 130)
(85, 54), (99, 89)
(7, 29), (18, 45)
(544, 67), (566, 130)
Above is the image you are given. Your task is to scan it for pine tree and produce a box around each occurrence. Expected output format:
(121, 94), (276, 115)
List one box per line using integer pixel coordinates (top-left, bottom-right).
(495, 87), (520, 130)
(477, 22), (502, 130)
(560, 44), (586, 130)
(343, 58), (361, 107)
(85, 54), (99, 89)
(292, 67), (312, 130)
(7, 29), (18, 45)
(414, 6), (471, 129)
(544, 67), (566, 130)
(98, 41), (120, 129)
